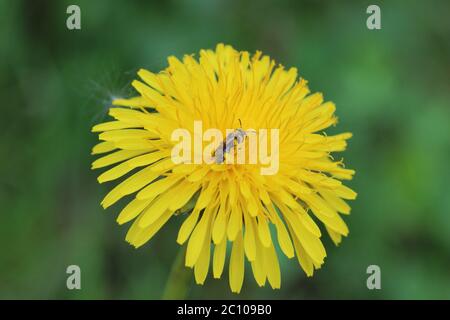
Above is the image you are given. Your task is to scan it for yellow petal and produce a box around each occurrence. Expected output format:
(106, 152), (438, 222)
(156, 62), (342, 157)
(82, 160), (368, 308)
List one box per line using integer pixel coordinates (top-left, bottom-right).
(303, 193), (336, 217)
(271, 211), (294, 258)
(196, 180), (218, 210)
(138, 187), (179, 228)
(127, 150), (171, 167)
(137, 69), (163, 92)
(335, 184), (357, 200)
(227, 204), (242, 241)
(250, 237), (267, 287)
(168, 181), (201, 211)
(97, 162), (134, 183)
(117, 197), (153, 225)
(113, 139), (157, 150)
(239, 179), (251, 198)
(287, 217), (326, 266)
(213, 240), (227, 279)
(98, 149), (167, 183)
(326, 226), (342, 245)
(108, 106), (163, 127)
(126, 210), (174, 248)
(263, 243), (281, 289)
(288, 224), (314, 277)
(194, 233), (211, 285)
(137, 175), (183, 200)
(187, 166), (210, 182)
(319, 188), (351, 214)
(212, 205), (229, 244)
(99, 129), (157, 141)
(185, 208), (212, 267)
(132, 80), (176, 119)
(92, 121), (138, 132)
(101, 166), (160, 208)
(258, 187), (271, 205)
(247, 193), (259, 217)
(92, 150), (147, 169)
(177, 208), (201, 244)
(229, 181), (238, 205)
(274, 200), (321, 238)
(112, 96), (150, 108)
(243, 214), (257, 261)
(229, 231), (245, 293)
(313, 208), (349, 236)
(150, 158), (176, 173)
(257, 216), (272, 248)
(91, 141), (116, 155)
(100, 188), (122, 209)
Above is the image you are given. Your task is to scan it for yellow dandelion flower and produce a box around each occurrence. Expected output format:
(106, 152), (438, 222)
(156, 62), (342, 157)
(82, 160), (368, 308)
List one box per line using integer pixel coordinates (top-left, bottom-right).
(91, 43), (357, 293)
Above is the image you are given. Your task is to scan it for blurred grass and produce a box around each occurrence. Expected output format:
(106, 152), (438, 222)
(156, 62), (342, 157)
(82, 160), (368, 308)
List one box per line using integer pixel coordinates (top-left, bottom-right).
(0, 0), (449, 299)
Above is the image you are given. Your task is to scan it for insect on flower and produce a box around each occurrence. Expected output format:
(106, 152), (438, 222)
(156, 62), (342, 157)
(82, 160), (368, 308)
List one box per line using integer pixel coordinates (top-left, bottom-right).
(214, 119), (256, 164)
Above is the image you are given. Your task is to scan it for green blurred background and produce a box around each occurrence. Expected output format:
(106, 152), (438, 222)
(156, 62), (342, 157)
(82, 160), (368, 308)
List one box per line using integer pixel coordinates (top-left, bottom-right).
(1, 0), (449, 299)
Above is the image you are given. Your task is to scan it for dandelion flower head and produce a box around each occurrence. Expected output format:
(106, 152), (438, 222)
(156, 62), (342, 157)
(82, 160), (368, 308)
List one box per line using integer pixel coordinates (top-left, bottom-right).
(91, 44), (357, 293)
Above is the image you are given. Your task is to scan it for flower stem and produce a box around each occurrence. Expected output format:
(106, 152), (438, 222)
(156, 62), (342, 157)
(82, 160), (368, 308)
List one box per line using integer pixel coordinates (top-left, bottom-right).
(162, 246), (192, 300)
